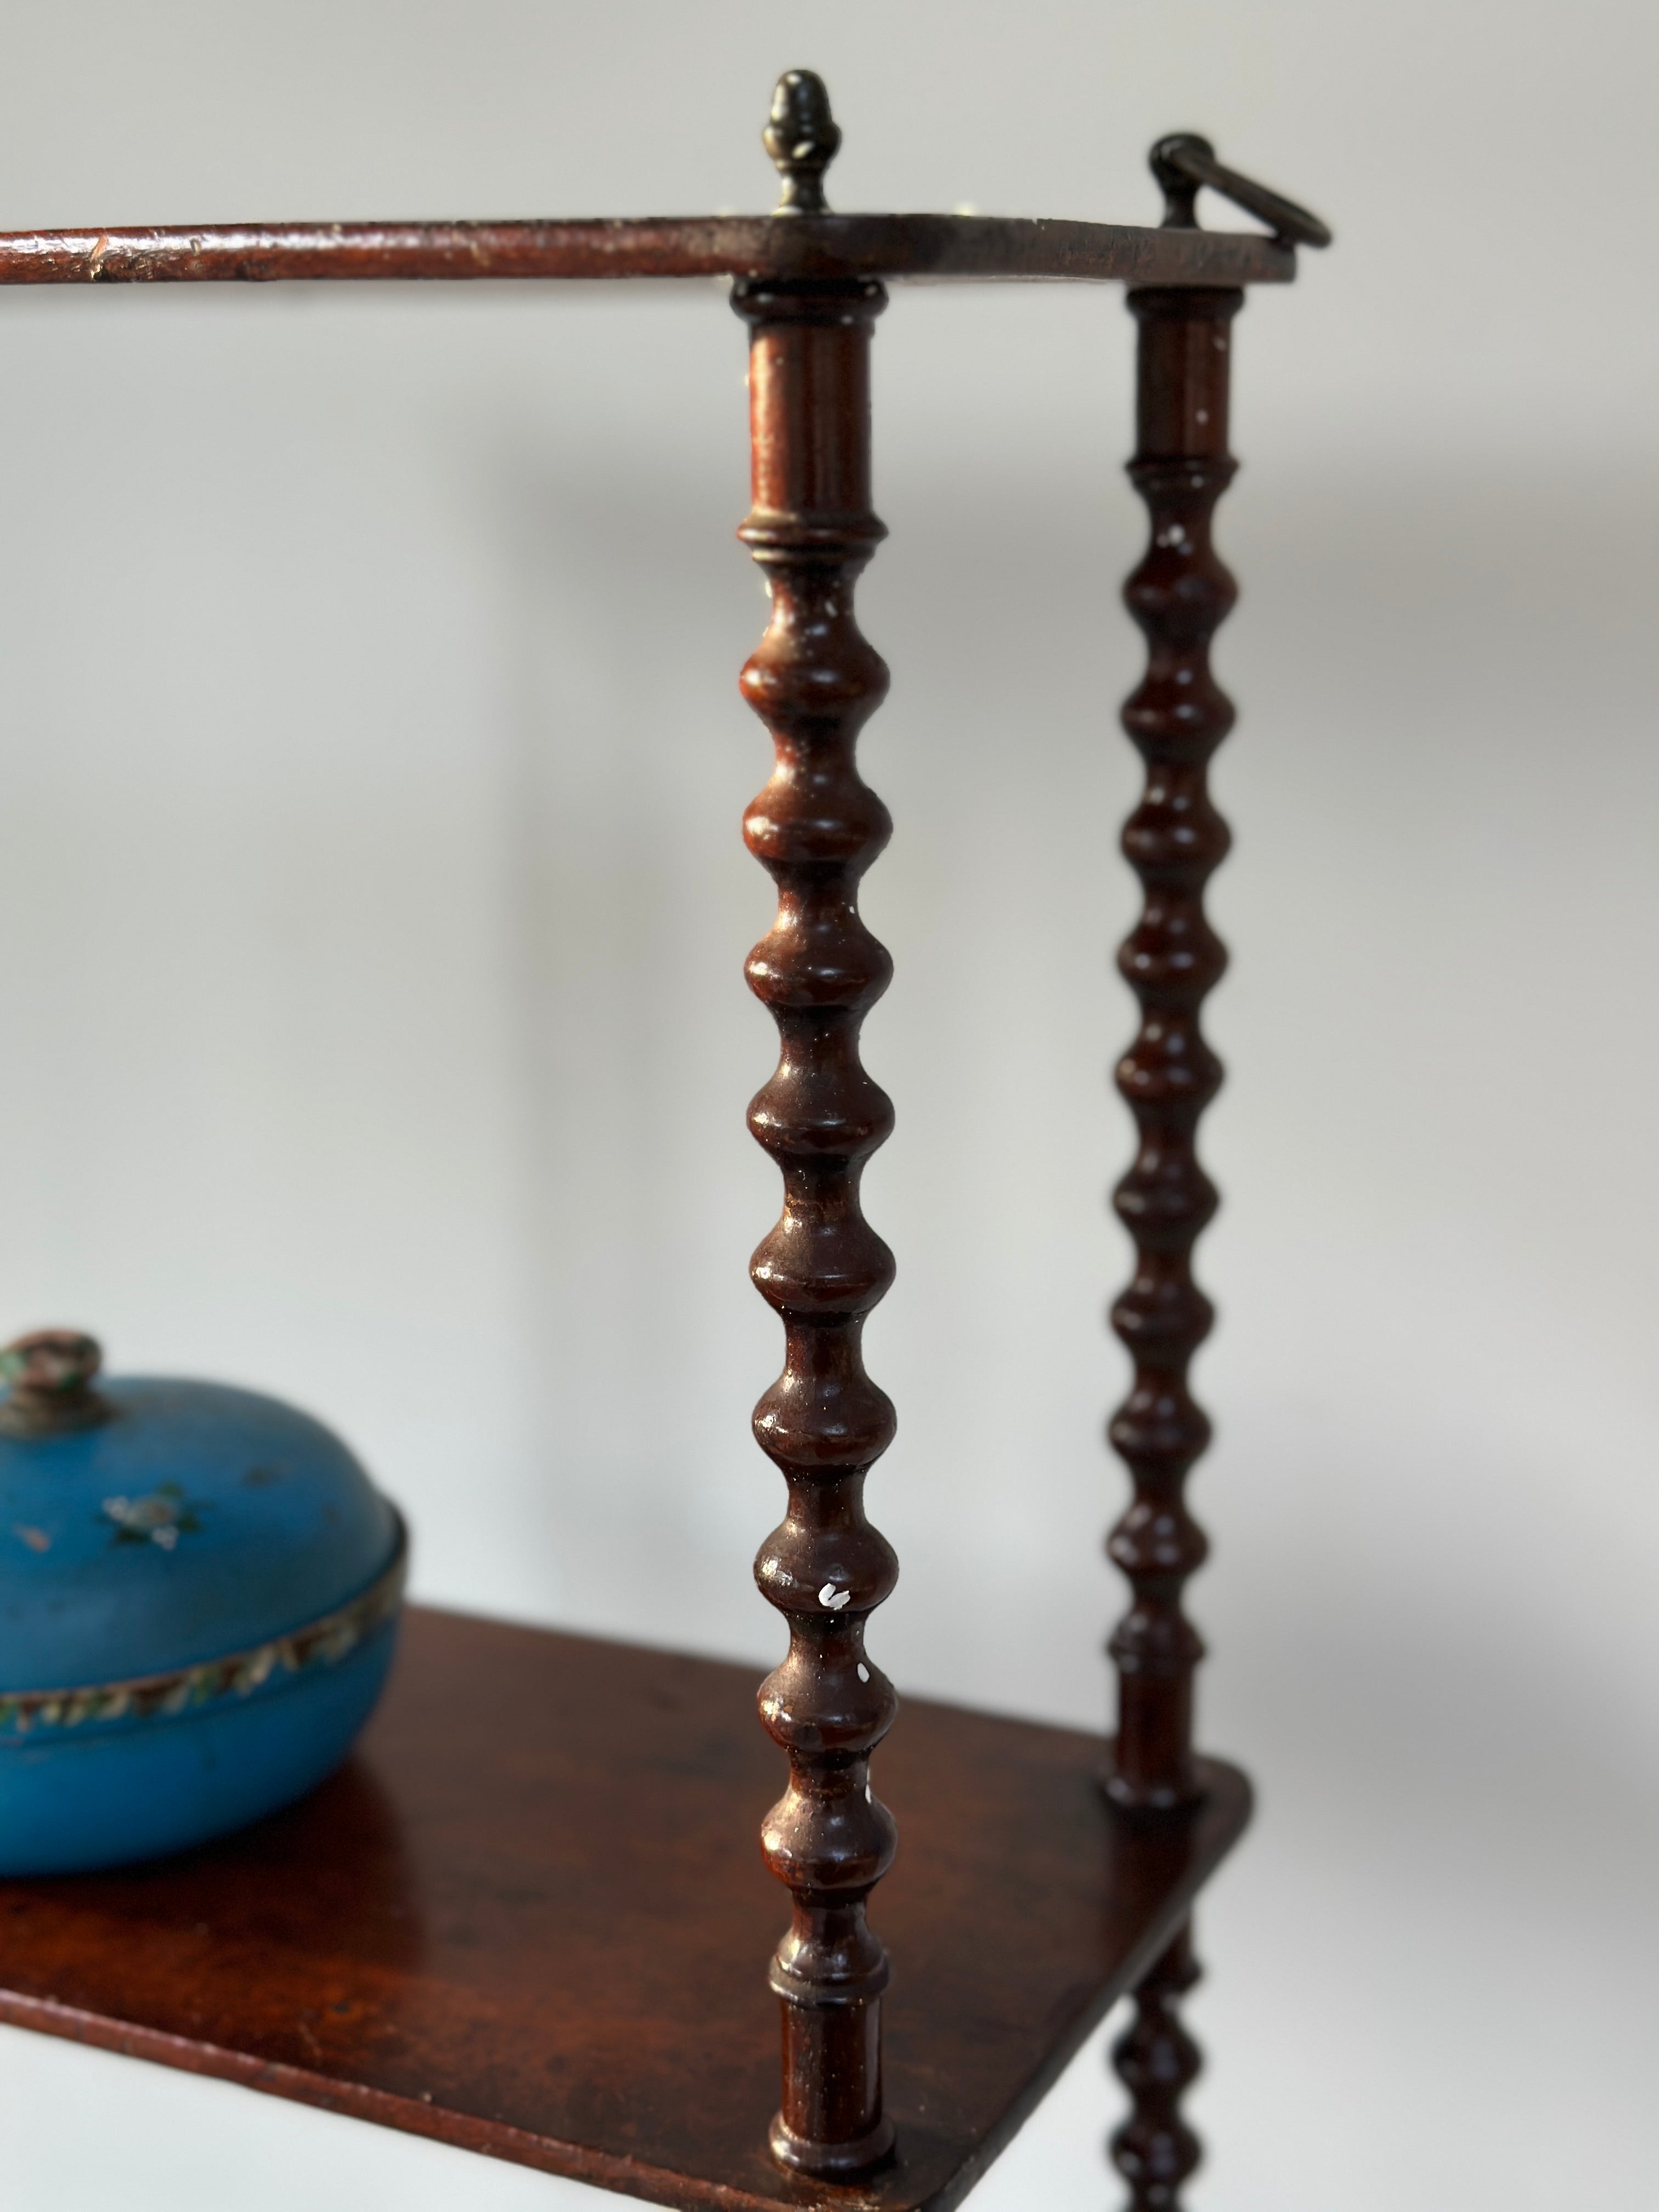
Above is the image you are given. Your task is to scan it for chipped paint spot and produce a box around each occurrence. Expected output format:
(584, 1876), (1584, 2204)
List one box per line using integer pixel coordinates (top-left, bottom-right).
(12, 1524), (49, 1554)
(856, 1662), (870, 1683)
(818, 1583), (851, 1611)
(101, 1483), (203, 1549)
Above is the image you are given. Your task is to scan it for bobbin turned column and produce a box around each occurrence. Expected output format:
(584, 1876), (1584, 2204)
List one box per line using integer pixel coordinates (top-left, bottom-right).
(734, 71), (899, 2181)
(1105, 276), (1242, 2211)
(1109, 1922), (1204, 2211)
(1106, 280), (1241, 1813)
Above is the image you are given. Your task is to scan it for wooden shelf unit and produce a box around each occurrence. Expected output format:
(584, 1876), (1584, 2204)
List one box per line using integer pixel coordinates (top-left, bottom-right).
(0, 69), (1327, 2210)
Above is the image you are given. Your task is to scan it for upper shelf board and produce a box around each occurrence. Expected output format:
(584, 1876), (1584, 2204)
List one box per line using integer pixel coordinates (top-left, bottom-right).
(0, 213), (1294, 289)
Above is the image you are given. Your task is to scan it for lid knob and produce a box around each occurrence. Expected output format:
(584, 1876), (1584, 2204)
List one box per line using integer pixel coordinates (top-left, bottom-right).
(0, 1329), (110, 1436)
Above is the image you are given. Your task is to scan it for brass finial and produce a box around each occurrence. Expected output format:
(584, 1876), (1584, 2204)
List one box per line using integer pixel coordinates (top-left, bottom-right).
(763, 70), (840, 216)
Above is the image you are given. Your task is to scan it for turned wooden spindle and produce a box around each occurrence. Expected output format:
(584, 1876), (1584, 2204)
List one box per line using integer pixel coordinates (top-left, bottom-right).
(1106, 280), (1242, 1813)
(735, 72), (899, 2181)
(1104, 253), (1244, 2211)
(1109, 1920), (1203, 2210)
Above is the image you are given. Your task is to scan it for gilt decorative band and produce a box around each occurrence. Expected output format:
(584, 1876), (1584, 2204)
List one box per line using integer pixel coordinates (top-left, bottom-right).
(734, 267), (900, 2179)
(0, 1515), (407, 1738)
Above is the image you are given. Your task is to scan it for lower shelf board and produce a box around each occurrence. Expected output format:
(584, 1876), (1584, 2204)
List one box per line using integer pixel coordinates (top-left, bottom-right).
(0, 1605), (1250, 2211)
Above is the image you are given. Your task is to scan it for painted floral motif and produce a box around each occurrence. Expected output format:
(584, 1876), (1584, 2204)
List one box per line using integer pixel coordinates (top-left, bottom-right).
(100, 1482), (203, 1552)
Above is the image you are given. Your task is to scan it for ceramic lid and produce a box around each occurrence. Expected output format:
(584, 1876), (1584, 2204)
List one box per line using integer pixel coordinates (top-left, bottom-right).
(0, 1331), (402, 1692)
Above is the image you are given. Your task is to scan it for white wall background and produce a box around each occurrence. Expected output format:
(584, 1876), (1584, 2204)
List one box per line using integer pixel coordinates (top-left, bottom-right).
(1, 2), (1656, 2207)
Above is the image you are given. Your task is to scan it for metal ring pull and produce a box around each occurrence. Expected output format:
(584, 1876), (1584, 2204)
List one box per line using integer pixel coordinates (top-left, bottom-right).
(1150, 133), (1333, 249)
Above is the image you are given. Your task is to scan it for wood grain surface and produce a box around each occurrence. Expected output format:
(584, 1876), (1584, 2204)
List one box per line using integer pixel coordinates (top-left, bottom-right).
(0, 215), (1293, 290)
(0, 1607), (1249, 2211)
(735, 268), (901, 2176)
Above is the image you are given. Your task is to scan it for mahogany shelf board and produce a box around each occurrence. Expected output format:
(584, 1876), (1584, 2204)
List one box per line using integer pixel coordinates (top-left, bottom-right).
(0, 1607), (1250, 2212)
(0, 213), (1293, 290)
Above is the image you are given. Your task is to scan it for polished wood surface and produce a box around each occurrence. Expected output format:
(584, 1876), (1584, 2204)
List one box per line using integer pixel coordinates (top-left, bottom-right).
(1103, 281), (1245, 2209)
(1109, 1919), (1203, 2211)
(0, 1606), (1249, 2212)
(1106, 284), (1243, 1814)
(735, 247), (901, 2175)
(0, 215), (1292, 291)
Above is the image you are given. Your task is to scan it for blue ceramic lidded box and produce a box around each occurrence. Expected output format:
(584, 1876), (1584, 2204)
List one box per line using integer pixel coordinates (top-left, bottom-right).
(0, 1330), (405, 1875)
